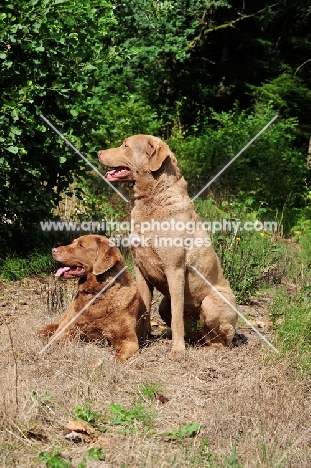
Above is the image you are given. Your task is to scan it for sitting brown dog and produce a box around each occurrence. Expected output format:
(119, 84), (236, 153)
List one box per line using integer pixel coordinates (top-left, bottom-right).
(98, 135), (238, 356)
(39, 234), (149, 362)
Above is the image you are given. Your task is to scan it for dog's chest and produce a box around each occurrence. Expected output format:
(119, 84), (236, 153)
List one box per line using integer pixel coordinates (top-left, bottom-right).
(130, 244), (169, 294)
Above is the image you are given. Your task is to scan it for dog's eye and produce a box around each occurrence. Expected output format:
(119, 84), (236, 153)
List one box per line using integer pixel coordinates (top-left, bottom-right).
(122, 142), (129, 148)
(78, 243), (84, 248)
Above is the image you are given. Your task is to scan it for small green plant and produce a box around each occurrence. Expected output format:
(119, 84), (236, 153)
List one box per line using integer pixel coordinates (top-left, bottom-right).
(74, 404), (106, 432)
(139, 381), (163, 399)
(161, 422), (200, 441)
(32, 391), (53, 407)
(222, 430), (243, 468)
(74, 405), (101, 424)
(188, 439), (217, 467)
(109, 403), (156, 434)
(38, 448), (104, 468)
(38, 451), (72, 468)
(224, 444), (242, 468)
(77, 448), (105, 468)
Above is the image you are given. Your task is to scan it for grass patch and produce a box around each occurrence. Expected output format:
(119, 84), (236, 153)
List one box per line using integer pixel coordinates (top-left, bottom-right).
(214, 231), (284, 303)
(160, 422), (200, 441)
(1, 252), (54, 280)
(1, 273), (311, 467)
(2, 206), (311, 466)
(74, 404), (107, 432)
(38, 448), (105, 468)
(270, 287), (311, 372)
(109, 402), (156, 434)
(139, 381), (164, 399)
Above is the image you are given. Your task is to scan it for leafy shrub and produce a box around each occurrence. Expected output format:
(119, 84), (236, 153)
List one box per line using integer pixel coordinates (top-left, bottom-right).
(0, 0), (160, 253)
(169, 106), (308, 210)
(1, 252), (54, 280)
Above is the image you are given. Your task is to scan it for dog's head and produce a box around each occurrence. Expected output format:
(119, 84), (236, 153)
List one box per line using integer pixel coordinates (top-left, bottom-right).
(52, 235), (122, 278)
(98, 134), (176, 183)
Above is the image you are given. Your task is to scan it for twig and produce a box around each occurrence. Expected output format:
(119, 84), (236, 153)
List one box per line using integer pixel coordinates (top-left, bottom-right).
(295, 59), (311, 75)
(189, 3), (279, 49)
(6, 429), (32, 446)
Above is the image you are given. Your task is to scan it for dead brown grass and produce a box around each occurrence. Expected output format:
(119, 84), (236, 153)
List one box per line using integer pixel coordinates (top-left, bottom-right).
(1, 277), (311, 467)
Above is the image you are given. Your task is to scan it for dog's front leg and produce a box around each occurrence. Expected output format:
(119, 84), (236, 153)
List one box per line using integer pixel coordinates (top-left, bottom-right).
(50, 302), (82, 342)
(165, 266), (185, 356)
(134, 266), (152, 333)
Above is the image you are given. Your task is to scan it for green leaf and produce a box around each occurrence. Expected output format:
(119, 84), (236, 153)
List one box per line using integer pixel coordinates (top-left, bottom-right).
(7, 146), (18, 154)
(11, 108), (19, 121)
(161, 422), (200, 439)
(84, 63), (96, 70)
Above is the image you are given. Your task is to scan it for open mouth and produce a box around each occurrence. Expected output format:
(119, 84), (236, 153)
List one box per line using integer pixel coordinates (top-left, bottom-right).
(104, 166), (132, 182)
(55, 265), (86, 278)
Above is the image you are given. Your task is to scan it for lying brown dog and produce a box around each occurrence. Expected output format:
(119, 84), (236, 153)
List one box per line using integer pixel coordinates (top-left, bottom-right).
(98, 135), (238, 356)
(39, 234), (149, 362)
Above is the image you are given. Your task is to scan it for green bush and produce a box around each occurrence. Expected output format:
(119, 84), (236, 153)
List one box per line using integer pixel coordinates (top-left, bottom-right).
(169, 106), (308, 210)
(1, 251), (54, 280)
(214, 232), (282, 304)
(0, 0), (161, 254)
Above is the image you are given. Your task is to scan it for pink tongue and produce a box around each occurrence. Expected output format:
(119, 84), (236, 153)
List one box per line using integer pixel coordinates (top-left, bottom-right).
(104, 170), (116, 179)
(55, 266), (71, 277)
(108, 169), (118, 176)
(105, 168), (130, 179)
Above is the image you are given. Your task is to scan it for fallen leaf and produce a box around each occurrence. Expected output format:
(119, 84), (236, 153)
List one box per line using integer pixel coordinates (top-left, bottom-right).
(66, 420), (95, 434)
(154, 391), (169, 403)
(64, 430), (86, 442)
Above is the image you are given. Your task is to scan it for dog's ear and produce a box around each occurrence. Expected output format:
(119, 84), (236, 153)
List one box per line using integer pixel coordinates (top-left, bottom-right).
(147, 139), (171, 172)
(93, 238), (122, 275)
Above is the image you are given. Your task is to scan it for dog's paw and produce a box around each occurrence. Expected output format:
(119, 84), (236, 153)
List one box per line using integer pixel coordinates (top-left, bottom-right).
(37, 323), (59, 338)
(115, 355), (127, 364)
(168, 344), (186, 361)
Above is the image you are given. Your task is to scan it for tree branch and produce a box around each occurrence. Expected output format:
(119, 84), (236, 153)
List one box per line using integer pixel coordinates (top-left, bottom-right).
(295, 59), (311, 75)
(188, 3), (280, 50)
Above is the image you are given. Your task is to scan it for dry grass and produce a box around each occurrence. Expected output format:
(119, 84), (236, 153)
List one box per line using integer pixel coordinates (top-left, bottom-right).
(1, 277), (311, 467)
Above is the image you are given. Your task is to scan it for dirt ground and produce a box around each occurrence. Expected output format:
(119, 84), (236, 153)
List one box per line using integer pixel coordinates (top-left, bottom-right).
(1, 276), (311, 467)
